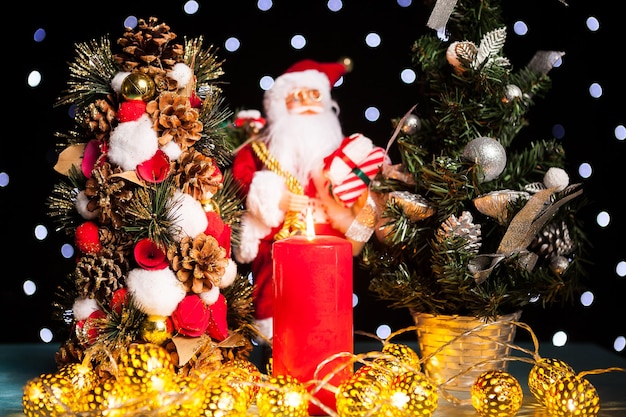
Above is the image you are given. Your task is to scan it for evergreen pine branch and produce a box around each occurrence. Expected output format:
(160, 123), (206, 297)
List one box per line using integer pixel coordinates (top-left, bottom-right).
(122, 179), (179, 248)
(221, 272), (256, 340)
(212, 168), (246, 248)
(46, 166), (86, 235)
(361, 0), (588, 319)
(196, 94), (236, 167)
(183, 36), (226, 93)
(54, 36), (118, 109)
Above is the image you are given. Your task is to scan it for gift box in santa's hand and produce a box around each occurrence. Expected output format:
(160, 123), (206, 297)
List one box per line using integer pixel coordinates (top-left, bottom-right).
(323, 133), (388, 207)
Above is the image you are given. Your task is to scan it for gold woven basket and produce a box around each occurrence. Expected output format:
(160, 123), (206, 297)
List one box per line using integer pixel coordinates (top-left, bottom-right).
(412, 310), (522, 401)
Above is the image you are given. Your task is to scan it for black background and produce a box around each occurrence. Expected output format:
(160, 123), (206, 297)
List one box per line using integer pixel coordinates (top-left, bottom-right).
(3, 1), (624, 355)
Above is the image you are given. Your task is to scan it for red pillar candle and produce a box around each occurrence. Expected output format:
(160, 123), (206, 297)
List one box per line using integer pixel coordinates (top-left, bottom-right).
(272, 235), (353, 415)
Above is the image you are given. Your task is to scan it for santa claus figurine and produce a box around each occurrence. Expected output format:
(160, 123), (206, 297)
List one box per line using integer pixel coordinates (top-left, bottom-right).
(231, 59), (386, 344)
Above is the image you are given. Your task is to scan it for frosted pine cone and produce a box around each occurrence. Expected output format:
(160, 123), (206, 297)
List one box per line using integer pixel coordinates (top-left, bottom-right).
(437, 211), (482, 254)
(167, 233), (228, 293)
(530, 221), (575, 259)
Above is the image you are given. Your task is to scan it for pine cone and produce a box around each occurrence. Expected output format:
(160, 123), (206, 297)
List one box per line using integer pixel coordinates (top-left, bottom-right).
(173, 149), (223, 201)
(55, 338), (85, 367)
(84, 162), (134, 229)
(530, 220), (575, 259)
(76, 95), (118, 141)
(146, 91), (203, 151)
(167, 233), (228, 293)
(437, 211), (482, 254)
(73, 250), (126, 302)
(113, 17), (184, 93)
(98, 225), (134, 261)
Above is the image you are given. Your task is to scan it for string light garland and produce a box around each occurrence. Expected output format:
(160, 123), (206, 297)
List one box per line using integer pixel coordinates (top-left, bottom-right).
(21, 321), (626, 416)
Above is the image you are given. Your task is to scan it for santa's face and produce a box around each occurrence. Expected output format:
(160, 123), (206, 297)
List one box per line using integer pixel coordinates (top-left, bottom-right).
(285, 88), (323, 115)
(266, 87), (344, 186)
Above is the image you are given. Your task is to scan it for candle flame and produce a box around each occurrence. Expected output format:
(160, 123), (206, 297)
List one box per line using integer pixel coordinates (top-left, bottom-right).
(305, 207), (316, 240)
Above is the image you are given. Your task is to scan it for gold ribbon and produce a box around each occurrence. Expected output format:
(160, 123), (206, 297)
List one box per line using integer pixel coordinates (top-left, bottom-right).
(250, 141), (306, 240)
(469, 184), (583, 283)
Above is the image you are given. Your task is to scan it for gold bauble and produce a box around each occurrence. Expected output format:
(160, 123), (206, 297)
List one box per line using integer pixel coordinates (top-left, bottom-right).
(140, 315), (173, 345)
(23, 361), (100, 416)
(221, 359), (263, 406)
(373, 343), (422, 376)
(82, 375), (116, 414)
(335, 368), (388, 417)
(544, 374), (600, 417)
(57, 361), (98, 395)
(23, 373), (76, 416)
(118, 342), (176, 392)
(471, 370), (523, 417)
(201, 198), (221, 214)
(382, 371), (438, 417)
(200, 378), (248, 416)
(257, 374), (308, 417)
(166, 374), (206, 417)
(353, 363), (396, 389)
(528, 357), (576, 406)
(121, 72), (156, 101)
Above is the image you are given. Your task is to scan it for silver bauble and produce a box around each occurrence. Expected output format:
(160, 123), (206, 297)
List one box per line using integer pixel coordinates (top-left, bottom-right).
(401, 114), (422, 134)
(549, 255), (570, 276)
(463, 136), (507, 182)
(503, 84), (523, 103)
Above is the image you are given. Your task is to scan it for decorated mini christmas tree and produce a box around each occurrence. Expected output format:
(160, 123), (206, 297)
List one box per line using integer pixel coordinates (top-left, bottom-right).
(23, 17), (262, 415)
(357, 0), (588, 321)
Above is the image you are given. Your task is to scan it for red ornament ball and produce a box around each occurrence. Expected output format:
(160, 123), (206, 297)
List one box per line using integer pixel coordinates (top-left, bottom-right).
(75, 221), (101, 254)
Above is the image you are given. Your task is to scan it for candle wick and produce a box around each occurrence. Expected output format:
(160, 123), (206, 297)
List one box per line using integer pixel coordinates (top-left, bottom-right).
(305, 207), (316, 241)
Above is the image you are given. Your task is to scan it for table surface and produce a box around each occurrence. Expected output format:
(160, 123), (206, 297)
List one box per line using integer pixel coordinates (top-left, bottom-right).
(2, 340), (625, 416)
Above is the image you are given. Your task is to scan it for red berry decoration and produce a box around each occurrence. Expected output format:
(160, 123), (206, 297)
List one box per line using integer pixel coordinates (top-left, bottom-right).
(75, 221), (101, 254)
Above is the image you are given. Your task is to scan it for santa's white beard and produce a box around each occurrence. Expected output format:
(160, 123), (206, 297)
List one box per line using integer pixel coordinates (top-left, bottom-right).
(266, 111), (344, 186)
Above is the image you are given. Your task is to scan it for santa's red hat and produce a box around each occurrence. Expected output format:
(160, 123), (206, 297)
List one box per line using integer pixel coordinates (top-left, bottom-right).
(283, 59), (347, 86)
(264, 59), (348, 118)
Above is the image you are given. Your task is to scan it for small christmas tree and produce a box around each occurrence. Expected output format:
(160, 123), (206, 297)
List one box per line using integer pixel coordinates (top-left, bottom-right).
(29, 17), (261, 414)
(359, 0), (588, 321)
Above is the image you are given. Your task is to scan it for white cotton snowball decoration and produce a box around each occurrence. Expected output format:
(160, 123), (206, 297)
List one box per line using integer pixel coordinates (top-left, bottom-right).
(199, 285), (221, 305)
(543, 167), (569, 191)
(126, 268), (186, 316)
(170, 190), (209, 241)
(219, 258), (238, 288)
(75, 190), (99, 220)
(72, 297), (100, 321)
(169, 63), (193, 88)
(160, 140), (183, 161)
(107, 114), (159, 171)
(110, 71), (131, 94)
